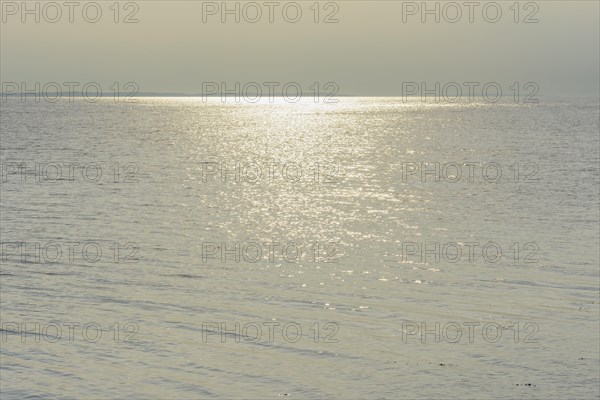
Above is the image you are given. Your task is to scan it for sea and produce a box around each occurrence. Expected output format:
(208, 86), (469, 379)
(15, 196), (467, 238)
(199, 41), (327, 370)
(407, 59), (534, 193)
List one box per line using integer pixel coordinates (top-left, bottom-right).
(1, 96), (599, 399)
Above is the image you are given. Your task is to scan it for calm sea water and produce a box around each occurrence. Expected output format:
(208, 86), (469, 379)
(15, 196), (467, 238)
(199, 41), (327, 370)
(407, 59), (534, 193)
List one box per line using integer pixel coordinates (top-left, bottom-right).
(1, 97), (599, 399)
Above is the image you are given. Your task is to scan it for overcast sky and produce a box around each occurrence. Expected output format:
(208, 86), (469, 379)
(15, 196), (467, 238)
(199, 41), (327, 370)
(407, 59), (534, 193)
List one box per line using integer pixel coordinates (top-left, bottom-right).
(1, 1), (599, 96)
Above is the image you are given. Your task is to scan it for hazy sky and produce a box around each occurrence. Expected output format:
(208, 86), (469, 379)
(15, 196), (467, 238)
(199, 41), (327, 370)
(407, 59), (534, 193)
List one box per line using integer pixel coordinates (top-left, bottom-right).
(1, 1), (599, 96)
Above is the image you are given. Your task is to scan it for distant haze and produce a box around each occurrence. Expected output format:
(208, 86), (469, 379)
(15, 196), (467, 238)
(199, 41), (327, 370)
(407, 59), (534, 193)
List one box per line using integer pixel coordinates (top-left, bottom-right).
(1, 1), (599, 96)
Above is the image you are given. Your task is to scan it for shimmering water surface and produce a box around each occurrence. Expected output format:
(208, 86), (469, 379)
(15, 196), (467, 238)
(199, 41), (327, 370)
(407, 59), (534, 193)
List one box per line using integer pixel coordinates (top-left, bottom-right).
(1, 97), (599, 399)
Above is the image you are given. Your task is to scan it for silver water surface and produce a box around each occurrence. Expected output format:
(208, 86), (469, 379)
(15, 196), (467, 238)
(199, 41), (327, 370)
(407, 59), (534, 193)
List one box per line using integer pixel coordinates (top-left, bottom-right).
(1, 97), (599, 399)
